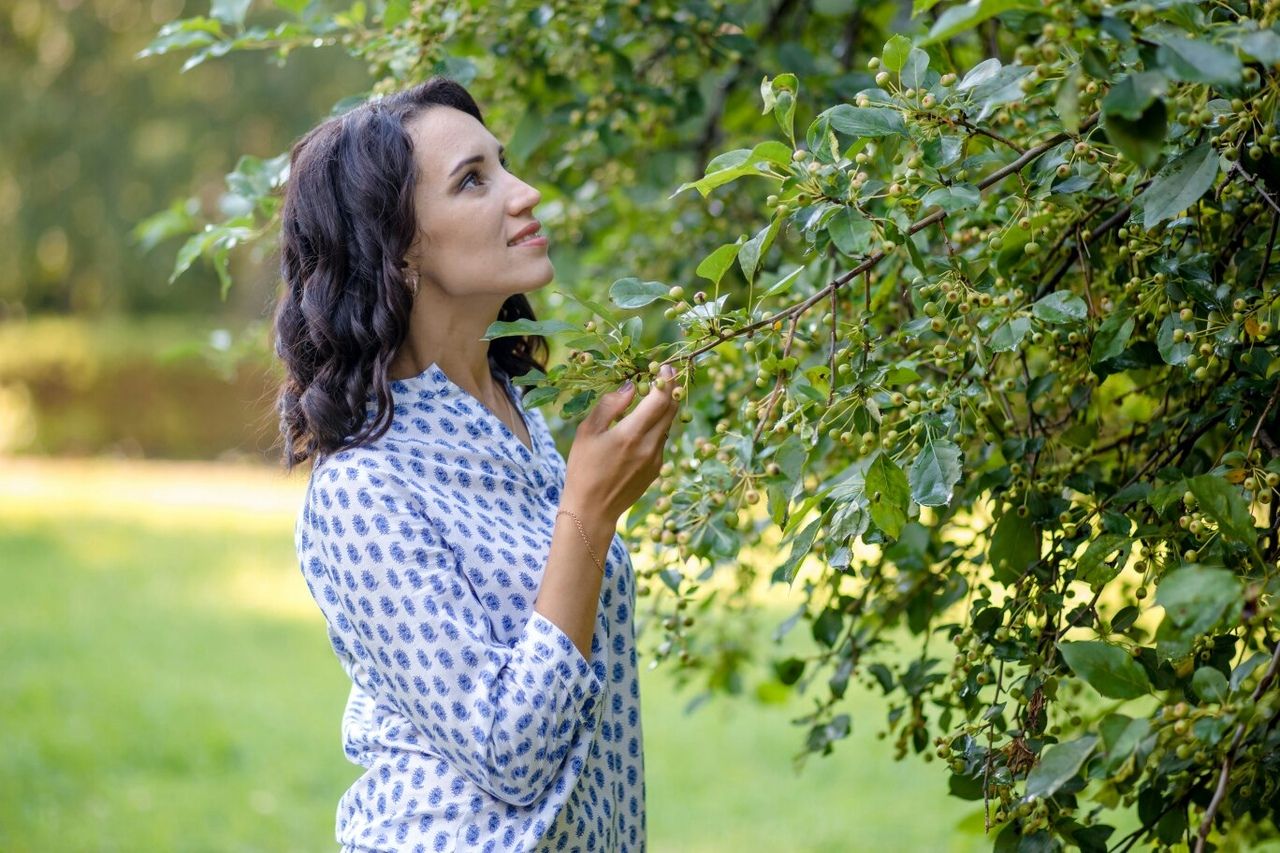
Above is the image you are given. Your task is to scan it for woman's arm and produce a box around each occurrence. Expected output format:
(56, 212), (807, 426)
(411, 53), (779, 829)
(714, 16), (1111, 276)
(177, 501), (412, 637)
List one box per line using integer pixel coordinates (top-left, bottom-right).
(535, 367), (680, 657)
(534, 508), (616, 658)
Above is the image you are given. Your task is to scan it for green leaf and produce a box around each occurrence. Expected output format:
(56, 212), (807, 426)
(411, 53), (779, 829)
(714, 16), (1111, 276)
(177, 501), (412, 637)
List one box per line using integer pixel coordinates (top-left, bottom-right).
(1100, 71), (1170, 168)
(1032, 292), (1088, 325)
(920, 0), (1032, 46)
(1103, 100), (1168, 170)
(988, 512), (1038, 583)
(829, 454), (873, 543)
(170, 229), (217, 284)
(377, 0), (410, 25)
(1157, 313), (1195, 365)
(695, 242), (742, 286)
(1187, 475), (1258, 548)
(136, 18), (224, 58)
(1090, 313), (1135, 365)
(507, 108), (548, 166)
(740, 219), (781, 285)
(921, 184), (981, 213)
(777, 516), (824, 583)
(882, 35), (913, 72)
(762, 266), (804, 298)
(560, 389), (595, 419)
(760, 74), (798, 138)
(1102, 71), (1169, 120)
(957, 58), (1002, 92)
(901, 48), (930, 90)
(1026, 736), (1097, 800)
(774, 657), (805, 685)
(211, 0), (253, 27)
(672, 141), (789, 198)
(1076, 534), (1132, 589)
(774, 90), (797, 141)
(609, 277), (667, 309)
(1142, 144), (1220, 230)
(1192, 667), (1229, 703)
(1232, 652), (1270, 691)
(1102, 717), (1150, 771)
(813, 608), (843, 647)
(1057, 66), (1081, 134)
(865, 451), (910, 539)
(827, 207), (874, 257)
(989, 316), (1030, 352)
(1058, 641), (1152, 700)
(521, 385), (562, 409)
(1156, 565), (1241, 636)
(481, 318), (577, 340)
(820, 106), (907, 138)
(510, 368), (546, 386)
(1234, 29), (1280, 64)
(132, 198), (199, 252)
(1156, 35), (1243, 87)
(909, 440), (962, 507)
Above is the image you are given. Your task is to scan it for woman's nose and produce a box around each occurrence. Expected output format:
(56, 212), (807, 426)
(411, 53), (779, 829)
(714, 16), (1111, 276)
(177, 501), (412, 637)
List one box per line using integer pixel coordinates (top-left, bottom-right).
(509, 177), (541, 213)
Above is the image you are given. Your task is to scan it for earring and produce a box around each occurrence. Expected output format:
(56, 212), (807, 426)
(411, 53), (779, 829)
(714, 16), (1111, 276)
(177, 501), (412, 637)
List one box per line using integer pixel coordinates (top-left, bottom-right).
(405, 270), (420, 296)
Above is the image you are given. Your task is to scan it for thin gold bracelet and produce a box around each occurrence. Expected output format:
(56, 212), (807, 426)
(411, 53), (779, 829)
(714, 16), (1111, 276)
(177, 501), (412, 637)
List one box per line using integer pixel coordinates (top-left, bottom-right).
(556, 509), (605, 574)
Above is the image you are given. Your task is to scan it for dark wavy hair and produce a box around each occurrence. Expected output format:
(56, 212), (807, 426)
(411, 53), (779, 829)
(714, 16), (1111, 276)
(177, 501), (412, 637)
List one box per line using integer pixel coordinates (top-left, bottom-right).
(272, 78), (548, 470)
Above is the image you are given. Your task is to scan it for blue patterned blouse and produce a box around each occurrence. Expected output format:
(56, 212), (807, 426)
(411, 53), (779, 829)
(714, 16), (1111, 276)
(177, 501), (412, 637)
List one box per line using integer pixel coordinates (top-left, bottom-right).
(294, 363), (646, 852)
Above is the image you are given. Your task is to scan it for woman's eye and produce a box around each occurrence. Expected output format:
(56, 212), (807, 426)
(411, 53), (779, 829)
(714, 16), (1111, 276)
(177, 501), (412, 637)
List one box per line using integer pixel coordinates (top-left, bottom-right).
(462, 170), (482, 189)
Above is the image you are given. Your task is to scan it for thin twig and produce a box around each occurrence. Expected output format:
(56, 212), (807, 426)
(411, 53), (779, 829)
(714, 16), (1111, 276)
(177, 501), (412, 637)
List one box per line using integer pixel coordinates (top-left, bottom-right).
(1257, 211), (1279, 292)
(1194, 637), (1280, 852)
(950, 116), (1026, 154)
(1076, 225), (1095, 314)
(827, 288), (838, 406)
(752, 315), (801, 443)
(1036, 202), (1134, 299)
(1231, 162), (1280, 216)
(1246, 383), (1280, 459)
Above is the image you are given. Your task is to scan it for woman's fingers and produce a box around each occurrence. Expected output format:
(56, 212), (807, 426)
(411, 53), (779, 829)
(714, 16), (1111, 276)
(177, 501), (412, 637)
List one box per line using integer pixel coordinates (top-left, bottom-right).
(618, 366), (679, 438)
(582, 381), (636, 433)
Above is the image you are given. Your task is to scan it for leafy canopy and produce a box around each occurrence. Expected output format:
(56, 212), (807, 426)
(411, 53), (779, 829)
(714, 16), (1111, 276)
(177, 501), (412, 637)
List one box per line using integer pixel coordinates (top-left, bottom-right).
(145, 1), (1280, 849)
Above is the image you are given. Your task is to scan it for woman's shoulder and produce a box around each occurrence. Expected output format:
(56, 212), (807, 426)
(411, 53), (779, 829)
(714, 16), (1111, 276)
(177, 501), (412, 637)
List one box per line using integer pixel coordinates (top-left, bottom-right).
(310, 442), (415, 498)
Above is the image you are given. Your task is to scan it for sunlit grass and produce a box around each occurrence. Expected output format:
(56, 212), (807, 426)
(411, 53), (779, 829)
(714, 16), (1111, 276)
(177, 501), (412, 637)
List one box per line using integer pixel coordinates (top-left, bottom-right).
(0, 458), (987, 852)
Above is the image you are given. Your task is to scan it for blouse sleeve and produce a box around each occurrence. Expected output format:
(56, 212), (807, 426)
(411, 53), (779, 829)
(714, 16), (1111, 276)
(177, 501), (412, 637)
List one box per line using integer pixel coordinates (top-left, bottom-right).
(303, 459), (604, 807)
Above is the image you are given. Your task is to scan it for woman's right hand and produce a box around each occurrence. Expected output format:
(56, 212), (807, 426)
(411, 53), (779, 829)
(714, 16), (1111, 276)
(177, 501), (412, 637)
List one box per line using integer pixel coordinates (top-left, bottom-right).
(560, 364), (680, 526)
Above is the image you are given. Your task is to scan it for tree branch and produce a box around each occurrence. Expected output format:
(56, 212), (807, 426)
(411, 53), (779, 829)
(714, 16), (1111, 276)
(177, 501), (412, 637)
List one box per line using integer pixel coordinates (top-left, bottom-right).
(675, 112), (1102, 366)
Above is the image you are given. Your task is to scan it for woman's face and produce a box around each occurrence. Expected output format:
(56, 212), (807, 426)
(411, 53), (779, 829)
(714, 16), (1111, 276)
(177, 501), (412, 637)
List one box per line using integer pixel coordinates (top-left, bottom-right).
(403, 106), (553, 300)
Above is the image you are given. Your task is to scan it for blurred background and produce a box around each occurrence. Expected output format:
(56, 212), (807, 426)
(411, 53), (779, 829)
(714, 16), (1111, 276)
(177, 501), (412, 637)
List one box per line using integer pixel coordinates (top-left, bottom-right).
(0, 0), (985, 849)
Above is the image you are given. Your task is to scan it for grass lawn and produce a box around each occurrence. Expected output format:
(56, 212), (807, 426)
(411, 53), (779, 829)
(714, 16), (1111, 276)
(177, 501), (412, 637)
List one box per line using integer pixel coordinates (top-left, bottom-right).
(1, 458), (986, 852)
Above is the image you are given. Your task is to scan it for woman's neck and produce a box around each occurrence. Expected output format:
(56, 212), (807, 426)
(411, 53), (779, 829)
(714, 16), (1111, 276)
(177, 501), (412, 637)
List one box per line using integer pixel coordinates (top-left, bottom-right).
(388, 285), (507, 404)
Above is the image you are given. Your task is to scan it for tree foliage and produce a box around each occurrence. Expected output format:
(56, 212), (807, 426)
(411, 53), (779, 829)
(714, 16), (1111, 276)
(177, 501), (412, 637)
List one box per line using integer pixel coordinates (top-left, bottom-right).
(0, 0), (365, 316)
(148, 0), (1280, 849)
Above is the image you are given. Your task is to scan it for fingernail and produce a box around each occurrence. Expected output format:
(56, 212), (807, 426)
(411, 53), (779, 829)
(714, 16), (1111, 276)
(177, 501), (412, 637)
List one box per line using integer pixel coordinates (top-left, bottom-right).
(660, 364), (675, 379)
(620, 380), (634, 392)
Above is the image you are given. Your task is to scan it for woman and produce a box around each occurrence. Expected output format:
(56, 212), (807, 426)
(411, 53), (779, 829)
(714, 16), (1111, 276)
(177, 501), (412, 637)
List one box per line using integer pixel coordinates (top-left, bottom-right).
(273, 77), (678, 852)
